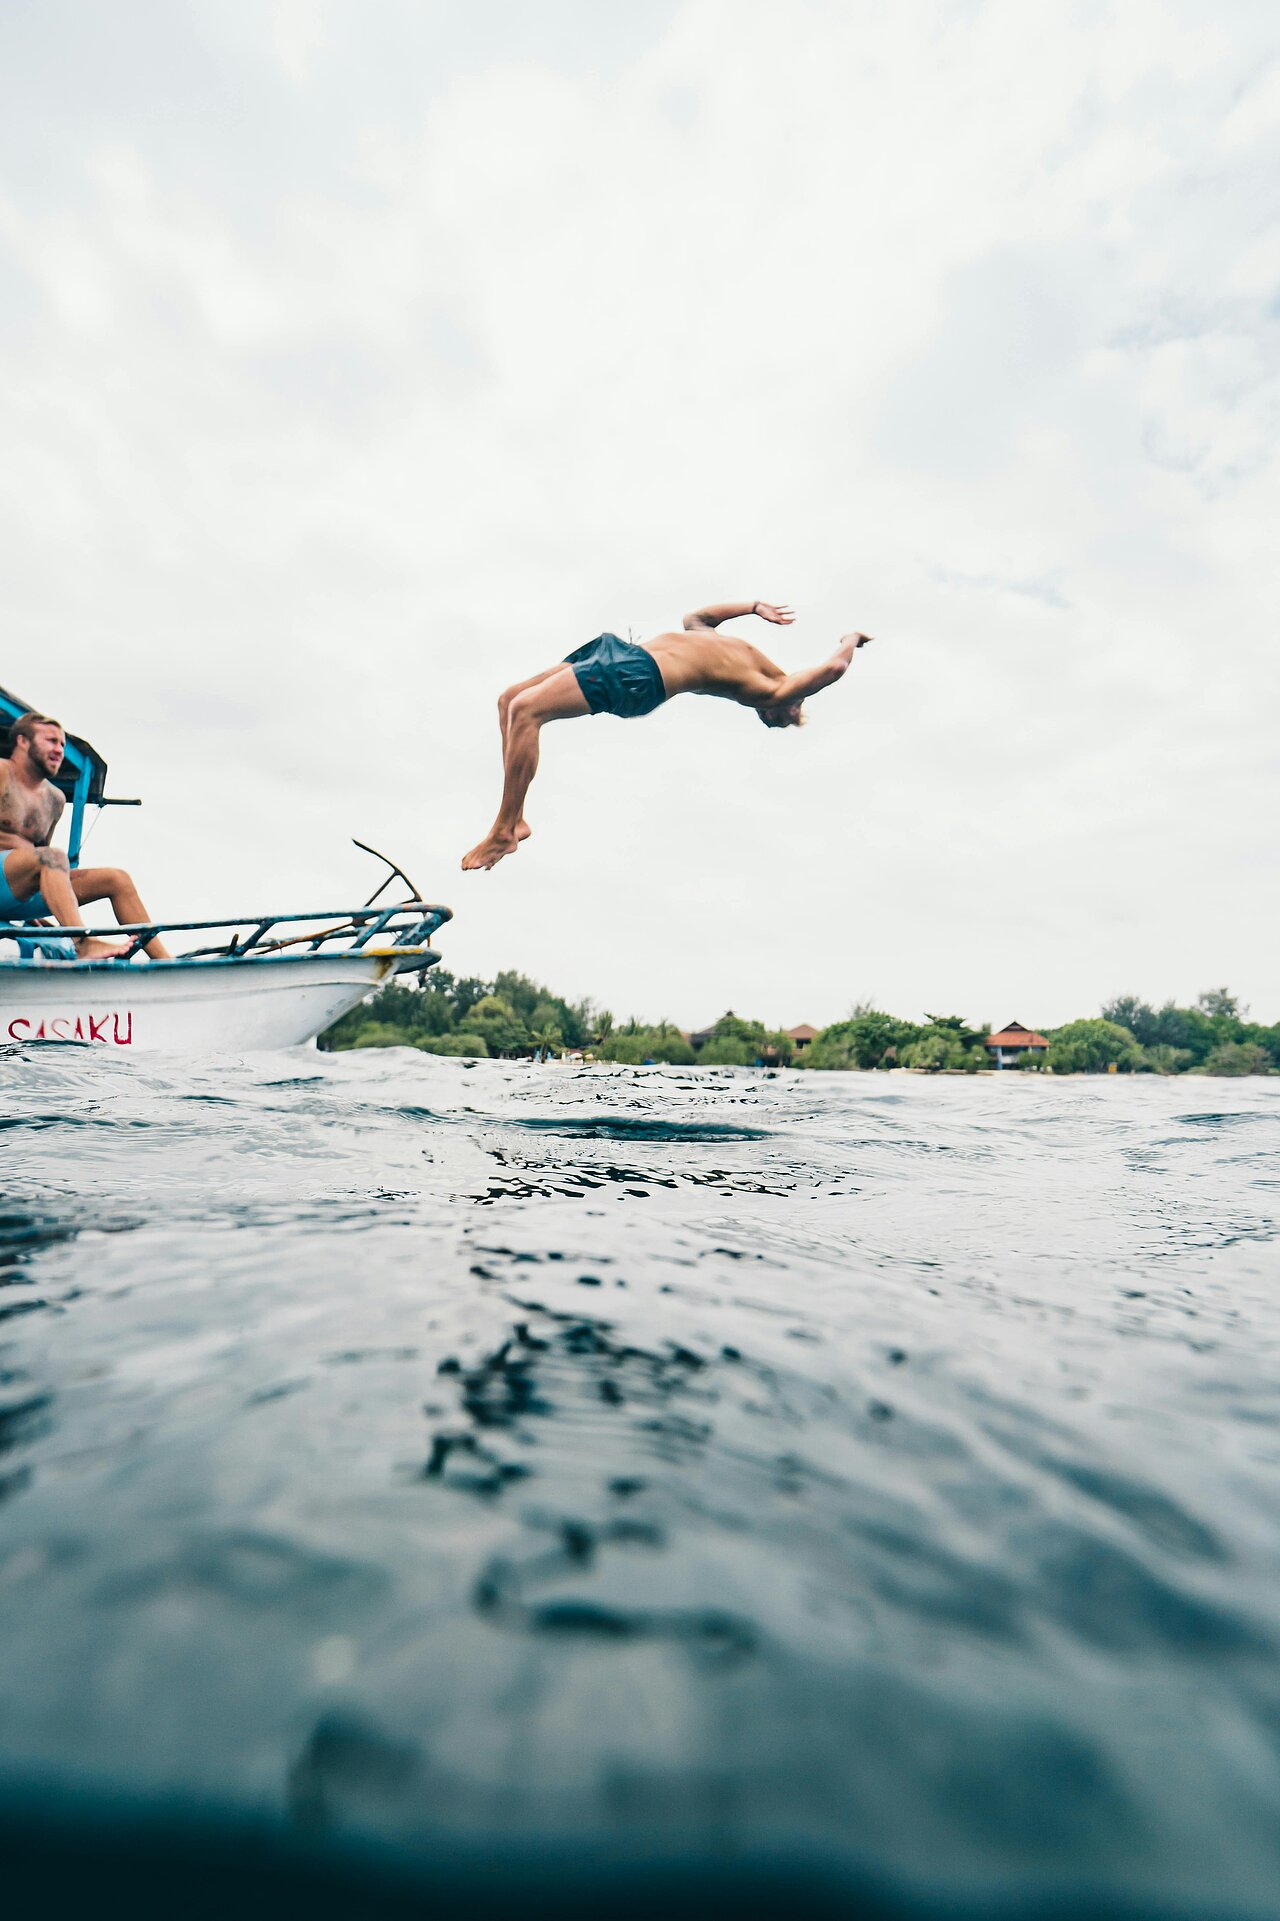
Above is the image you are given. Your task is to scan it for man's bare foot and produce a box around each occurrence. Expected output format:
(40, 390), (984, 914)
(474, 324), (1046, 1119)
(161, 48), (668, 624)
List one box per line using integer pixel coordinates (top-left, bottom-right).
(73, 936), (131, 960)
(462, 830), (521, 871)
(516, 820), (532, 843)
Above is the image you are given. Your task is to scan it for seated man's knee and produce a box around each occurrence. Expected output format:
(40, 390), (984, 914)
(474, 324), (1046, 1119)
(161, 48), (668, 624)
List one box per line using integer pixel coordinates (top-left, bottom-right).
(3, 847), (42, 897)
(508, 690), (540, 728)
(36, 847), (70, 875)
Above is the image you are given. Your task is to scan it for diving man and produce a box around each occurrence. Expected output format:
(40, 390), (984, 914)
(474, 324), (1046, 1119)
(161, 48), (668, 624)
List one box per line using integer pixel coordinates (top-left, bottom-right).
(462, 600), (872, 871)
(0, 712), (171, 959)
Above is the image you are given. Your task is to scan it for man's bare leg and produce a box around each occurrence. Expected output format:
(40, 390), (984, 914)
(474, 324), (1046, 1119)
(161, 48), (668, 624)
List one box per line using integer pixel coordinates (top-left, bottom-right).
(71, 865), (172, 959)
(497, 665), (563, 843)
(463, 668), (589, 871)
(1, 847), (128, 959)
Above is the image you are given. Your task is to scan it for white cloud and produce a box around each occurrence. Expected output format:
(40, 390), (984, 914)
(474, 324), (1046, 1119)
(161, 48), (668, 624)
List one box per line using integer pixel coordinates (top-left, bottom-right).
(272, 0), (328, 88)
(1, 0), (1276, 1026)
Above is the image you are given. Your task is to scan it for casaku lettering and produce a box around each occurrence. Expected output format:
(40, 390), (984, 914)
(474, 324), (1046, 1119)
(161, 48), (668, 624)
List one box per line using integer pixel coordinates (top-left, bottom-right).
(6, 1010), (134, 1045)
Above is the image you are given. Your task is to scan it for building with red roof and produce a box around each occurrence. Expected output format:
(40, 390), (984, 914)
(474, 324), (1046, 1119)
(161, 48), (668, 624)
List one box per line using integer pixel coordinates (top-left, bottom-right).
(985, 1021), (1050, 1069)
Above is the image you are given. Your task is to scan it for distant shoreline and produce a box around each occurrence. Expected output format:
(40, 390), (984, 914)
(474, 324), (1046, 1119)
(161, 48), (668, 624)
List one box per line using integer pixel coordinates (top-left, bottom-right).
(320, 972), (1277, 1079)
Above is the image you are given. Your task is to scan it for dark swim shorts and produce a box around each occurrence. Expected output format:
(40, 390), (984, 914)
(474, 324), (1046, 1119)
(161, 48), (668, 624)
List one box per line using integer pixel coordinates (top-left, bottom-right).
(564, 632), (667, 719)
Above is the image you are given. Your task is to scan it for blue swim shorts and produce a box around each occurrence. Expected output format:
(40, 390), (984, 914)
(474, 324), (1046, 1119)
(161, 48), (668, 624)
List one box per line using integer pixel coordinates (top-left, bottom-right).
(0, 851), (48, 922)
(564, 633), (667, 719)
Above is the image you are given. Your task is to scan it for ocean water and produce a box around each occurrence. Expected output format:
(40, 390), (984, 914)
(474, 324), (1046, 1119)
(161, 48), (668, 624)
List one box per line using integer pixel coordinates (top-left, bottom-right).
(2, 1047), (1279, 1918)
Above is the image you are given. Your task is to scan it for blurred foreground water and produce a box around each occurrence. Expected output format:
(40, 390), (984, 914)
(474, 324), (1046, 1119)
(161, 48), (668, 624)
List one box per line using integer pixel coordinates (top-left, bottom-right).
(1, 1048), (1278, 1917)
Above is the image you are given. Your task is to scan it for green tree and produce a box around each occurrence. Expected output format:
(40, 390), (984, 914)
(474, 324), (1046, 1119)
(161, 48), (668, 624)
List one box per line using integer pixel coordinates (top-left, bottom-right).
(447, 975), (491, 1023)
(597, 1024), (695, 1065)
(685, 1011), (773, 1066)
(1141, 1044), (1192, 1076)
(1148, 1003), (1218, 1063)
(492, 970), (541, 1020)
(1198, 1041), (1271, 1077)
(560, 997), (605, 1048)
(1101, 995), (1161, 1047)
(531, 1021), (563, 1060)
(707, 1011), (768, 1047)
(1198, 987), (1244, 1021)
(416, 1031), (489, 1057)
(494, 972), (587, 1047)
(902, 1028), (974, 1072)
(1241, 1022), (1280, 1070)
(698, 1034), (757, 1066)
(1047, 1019), (1144, 1074)
(906, 1014), (986, 1071)
(805, 1010), (921, 1070)
(350, 1021), (412, 1050)
(468, 994), (528, 1057)
(922, 1012), (987, 1049)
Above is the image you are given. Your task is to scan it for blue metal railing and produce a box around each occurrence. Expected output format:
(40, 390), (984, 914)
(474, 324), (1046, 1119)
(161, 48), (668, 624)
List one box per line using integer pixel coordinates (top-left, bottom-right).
(0, 901), (452, 969)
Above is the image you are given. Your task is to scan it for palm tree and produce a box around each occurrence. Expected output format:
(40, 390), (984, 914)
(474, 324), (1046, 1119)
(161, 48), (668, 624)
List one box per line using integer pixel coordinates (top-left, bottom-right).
(533, 1025), (562, 1063)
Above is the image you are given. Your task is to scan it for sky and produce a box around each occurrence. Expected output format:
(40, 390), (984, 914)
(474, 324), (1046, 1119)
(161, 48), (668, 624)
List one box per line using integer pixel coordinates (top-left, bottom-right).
(1, 0), (1277, 1031)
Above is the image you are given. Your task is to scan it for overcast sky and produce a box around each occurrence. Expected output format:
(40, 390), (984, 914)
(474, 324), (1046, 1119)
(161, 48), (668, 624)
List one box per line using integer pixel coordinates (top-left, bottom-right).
(2, 0), (1276, 1029)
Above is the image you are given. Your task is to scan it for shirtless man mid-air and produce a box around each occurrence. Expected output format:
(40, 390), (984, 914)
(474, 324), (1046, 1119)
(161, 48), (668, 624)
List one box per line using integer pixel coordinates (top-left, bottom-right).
(462, 600), (871, 871)
(0, 712), (171, 959)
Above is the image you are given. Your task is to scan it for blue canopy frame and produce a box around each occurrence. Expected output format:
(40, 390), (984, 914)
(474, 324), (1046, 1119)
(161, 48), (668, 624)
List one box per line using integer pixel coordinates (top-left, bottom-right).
(0, 684), (110, 868)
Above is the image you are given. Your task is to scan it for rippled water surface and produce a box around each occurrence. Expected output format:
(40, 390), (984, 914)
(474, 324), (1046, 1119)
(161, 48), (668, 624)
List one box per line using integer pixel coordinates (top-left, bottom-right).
(2, 1049), (1279, 1915)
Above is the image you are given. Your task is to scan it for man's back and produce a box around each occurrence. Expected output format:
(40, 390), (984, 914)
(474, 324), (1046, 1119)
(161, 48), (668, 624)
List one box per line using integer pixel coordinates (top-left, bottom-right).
(644, 627), (783, 702)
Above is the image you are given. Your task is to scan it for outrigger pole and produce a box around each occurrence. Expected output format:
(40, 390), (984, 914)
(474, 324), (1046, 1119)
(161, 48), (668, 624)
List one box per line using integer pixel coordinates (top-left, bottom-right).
(353, 839), (425, 908)
(205, 843), (430, 961)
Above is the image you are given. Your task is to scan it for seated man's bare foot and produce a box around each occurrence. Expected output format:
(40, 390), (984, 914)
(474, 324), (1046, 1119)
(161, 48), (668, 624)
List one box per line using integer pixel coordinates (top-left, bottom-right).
(73, 936), (131, 960)
(462, 831), (521, 872)
(516, 820), (532, 843)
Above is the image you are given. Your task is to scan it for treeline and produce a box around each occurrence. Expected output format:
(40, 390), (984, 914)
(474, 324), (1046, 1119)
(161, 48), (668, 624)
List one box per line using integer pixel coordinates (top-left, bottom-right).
(320, 971), (799, 1066)
(1088, 991), (1278, 1077)
(320, 978), (1278, 1076)
(320, 969), (599, 1059)
(803, 991), (1277, 1075)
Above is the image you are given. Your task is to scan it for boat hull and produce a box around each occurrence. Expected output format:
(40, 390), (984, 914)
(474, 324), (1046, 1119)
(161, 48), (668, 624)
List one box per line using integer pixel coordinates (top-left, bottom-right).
(0, 952), (398, 1052)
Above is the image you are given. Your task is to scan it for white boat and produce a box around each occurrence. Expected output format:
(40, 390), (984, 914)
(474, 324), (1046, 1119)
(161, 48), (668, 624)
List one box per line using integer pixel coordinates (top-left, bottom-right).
(0, 905), (452, 1052)
(1, 685), (452, 1052)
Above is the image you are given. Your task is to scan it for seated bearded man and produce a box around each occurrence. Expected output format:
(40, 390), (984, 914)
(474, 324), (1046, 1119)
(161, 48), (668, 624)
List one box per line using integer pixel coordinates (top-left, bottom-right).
(0, 712), (171, 960)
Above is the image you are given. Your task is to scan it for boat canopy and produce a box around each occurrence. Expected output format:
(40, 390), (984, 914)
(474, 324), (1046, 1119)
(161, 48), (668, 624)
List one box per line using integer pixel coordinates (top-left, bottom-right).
(0, 684), (111, 867)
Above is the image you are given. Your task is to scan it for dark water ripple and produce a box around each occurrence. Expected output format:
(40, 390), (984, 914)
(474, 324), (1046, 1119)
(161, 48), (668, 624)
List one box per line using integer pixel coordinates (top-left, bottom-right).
(1, 1048), (1279, 1916)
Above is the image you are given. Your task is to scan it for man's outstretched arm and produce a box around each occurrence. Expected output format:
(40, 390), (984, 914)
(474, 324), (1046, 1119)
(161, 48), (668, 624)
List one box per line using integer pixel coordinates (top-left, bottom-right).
(760, 633), (872, 709)
(682, 599), (794, 631)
